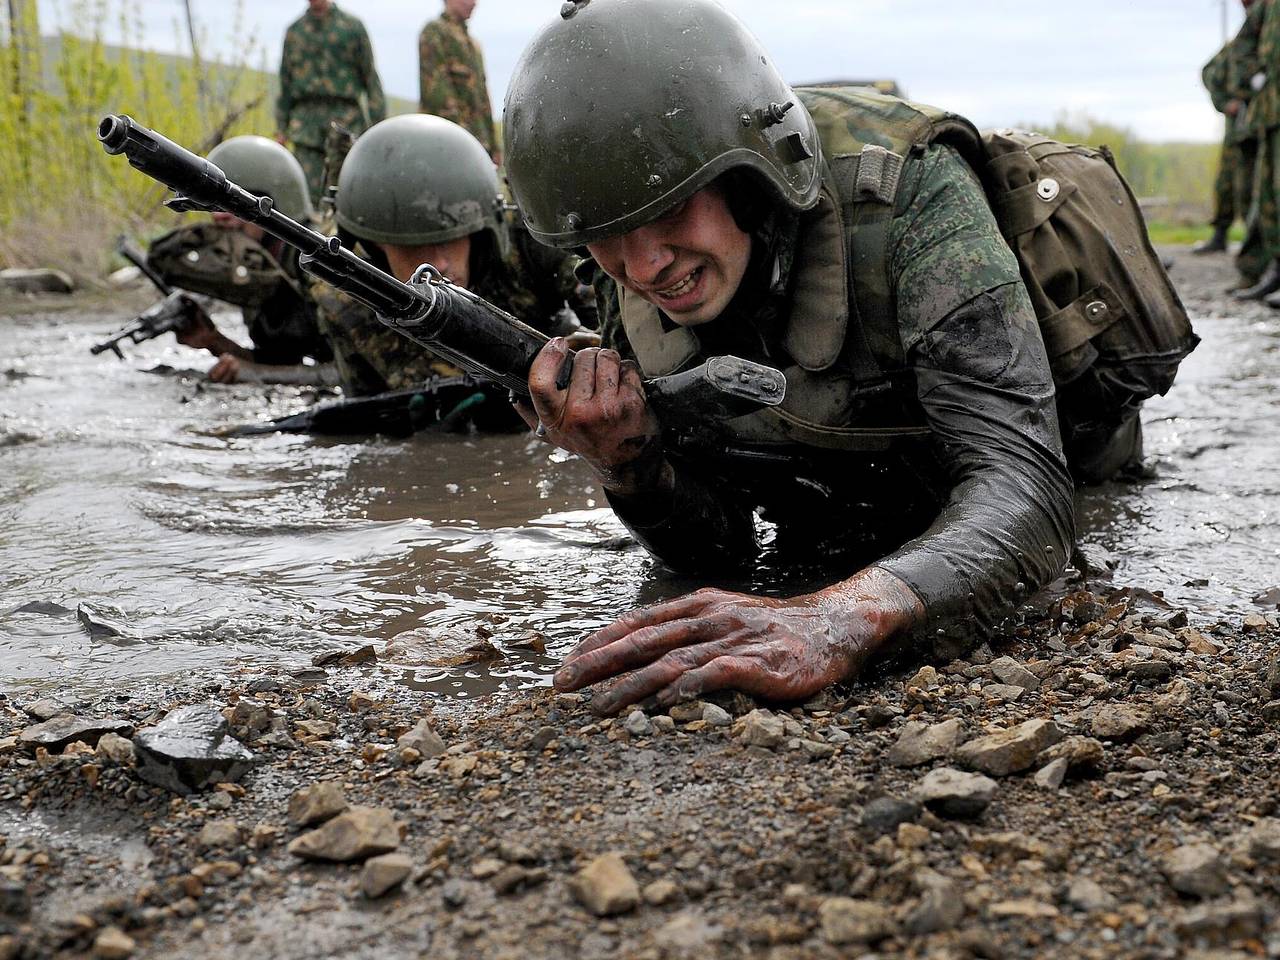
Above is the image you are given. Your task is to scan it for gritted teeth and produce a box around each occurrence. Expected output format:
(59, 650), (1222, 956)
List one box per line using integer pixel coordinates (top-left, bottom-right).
(656, 267), (700, 299)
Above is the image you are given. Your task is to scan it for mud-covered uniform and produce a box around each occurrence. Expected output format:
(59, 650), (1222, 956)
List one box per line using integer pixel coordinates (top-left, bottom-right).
(277, 4), (386, 202)
(418, 11), (498, 158)
(316, 214), (586, 397)
(591, 110), (1074, 638)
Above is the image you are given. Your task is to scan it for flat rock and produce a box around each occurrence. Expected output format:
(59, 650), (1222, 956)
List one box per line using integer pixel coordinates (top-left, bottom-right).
(955, 718), (1062, 776)
(288, 806), (401, 862)
(861, 796), (922, 834)
(990, 656), (1040, 691)
(21, 695), (82, 720)
(1066, 877), (1117, 911)
(733, 709), (785, 749)
(570, 852), (639, 916)
(1243, 818), (1280, 862)
(360, 852), (413, 898)
(669, 701), (706, 723)
(0, 267), (74, 294)
(396, 719), (446, 758)
(653, 911), (723, 956)
(1162, 843), (1228, 899)
(1090, 704), (1151, 741)
(914, 767), (997, 819)
(19, 715), (134, 753)
(198, 819), (241, 850)
(92, 926), (135, 959)
(818, 897), (896, 945)
(887, 718), (964, 767)
(982, 682), (1026, 701)
(1037, 735), (1105, 774)
(1176, 899), (1265, 944)
(133, 704), (256, 795)
(1033, 757), (1069, 790)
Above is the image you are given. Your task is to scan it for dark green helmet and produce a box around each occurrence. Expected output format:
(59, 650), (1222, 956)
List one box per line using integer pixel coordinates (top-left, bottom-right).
(335, 114), (506, 252)
(207, 135), (314, 222)
(504, 0), (822, 248)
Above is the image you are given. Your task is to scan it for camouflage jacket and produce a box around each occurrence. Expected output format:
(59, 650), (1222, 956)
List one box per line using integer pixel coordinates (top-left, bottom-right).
(417, 12), (497, 157)
(277, 4), (386, 149)
(315, 212), (585, 396)
(590, 113), (1073, 639)
(1234, 0), (1278, 132)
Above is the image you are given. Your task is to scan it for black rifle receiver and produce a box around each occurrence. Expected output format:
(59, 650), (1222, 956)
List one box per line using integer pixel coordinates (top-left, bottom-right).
(97, 114), (787, 424)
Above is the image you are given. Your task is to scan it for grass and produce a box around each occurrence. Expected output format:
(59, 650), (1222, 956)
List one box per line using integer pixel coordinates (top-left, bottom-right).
(1147, 221), (1247, 246)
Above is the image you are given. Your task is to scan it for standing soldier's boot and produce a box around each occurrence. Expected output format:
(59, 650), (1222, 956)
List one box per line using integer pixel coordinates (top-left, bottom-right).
(1233, 258), (1280, 299)
(1192, 224), (1230, 254)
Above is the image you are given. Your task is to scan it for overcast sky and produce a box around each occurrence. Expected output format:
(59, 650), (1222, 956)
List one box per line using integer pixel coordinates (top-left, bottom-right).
(37, 0), (1246, 142)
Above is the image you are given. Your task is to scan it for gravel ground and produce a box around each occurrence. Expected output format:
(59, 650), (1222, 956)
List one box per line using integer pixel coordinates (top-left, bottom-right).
(3, 249), (1280, 960)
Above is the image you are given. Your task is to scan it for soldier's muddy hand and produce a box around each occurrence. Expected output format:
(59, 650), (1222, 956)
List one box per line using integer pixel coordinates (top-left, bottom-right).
(173, 304), (220, 352)
(208, 354), (243, 384)
(517, 338), (670, 497)
(554, 568), (926, 716)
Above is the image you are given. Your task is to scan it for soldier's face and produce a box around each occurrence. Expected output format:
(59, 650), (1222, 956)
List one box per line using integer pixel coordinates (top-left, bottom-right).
(585, 184), (751, 328)
(212, 211), (266, 244)
(308, 0), (331, 14)
(382, 236), (472, 288)
(445, 0), (477, 20)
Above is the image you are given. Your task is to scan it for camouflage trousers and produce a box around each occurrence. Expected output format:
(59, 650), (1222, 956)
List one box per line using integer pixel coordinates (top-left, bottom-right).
(1211, 134), (1256, 229)
(1237, 132), (1276, 283)
(294, 144), (327, 207)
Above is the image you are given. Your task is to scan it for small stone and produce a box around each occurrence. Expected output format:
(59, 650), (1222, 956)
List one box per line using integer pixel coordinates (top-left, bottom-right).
(133, 704), (255, 795)
(191, 860), (242, 885)
(198, 819), (241, 850)
(643, 878), (680, 906)
(1162, 843), (1228, 899)
(861, 796), (922, 834)
(653, 911), (723, 955)
(1128, 660), (1174, 683)
(800, 739), (836, 760)
(1066, 877), (1116, 912)
(904, 874), (964, 935)
(989, 899), (1059, 919)
(491, 864), (546, 895)
(570, 853), (640, 916)
(288, 806), (401, 862)
(288, 781), (348, 828)
(623, 711), (651, 737)
(0, 880), (30, 918)
(227, 700), (272, 739)
(888, 718), (964, 767)
(733, 709), (785, 749)
(897, 822), (931, 849)
(347, 692), (377, 712)
(1243, 818), (1280, 862)
(529, 726), (558, 751)
(295, 720), (336, 739)
(955, 719), (1062, 776)
(92, 926), (135, 959)
(1033, 758), (1070, 790)
(1090, 704), (1151, 741)
(990, 656), (1040, 691)
(1037, 735), (1105, 774)
(396, 719), (446, 758)
(907, 665), (938, 688)
(818, 897), (896, 945)
(982, 683), (1026, 701)
(360, 853), (412, 898)
(471, 858), (504, 879)
(96, 733), (135, 764)
(669, 701), (706, 723)
(19, 715), (133, 753)
(914, 767), (997, 819)
(701, 703), (732, 728)
(441, 879), (468, 909)
(651, 715), (676, 734)
(1242, 613), (1270, 634)
(1176, 899), (1265, 944)
(207, 792), (233, 811)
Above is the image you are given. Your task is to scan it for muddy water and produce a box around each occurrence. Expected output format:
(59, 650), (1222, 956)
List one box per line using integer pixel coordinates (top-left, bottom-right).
(1, 249), (1276, 698)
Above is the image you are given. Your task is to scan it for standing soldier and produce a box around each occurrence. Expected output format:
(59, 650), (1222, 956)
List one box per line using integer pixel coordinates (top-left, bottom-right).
(418, 0), (499, 165)
(277, 0), (386, 204)
(1196, 0), (1262, 266)
(1233, 0), (1280, 301)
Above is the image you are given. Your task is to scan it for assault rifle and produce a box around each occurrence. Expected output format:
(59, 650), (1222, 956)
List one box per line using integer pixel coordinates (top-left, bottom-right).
(97, 115), (787, 428)
(91, 236), (208, 359)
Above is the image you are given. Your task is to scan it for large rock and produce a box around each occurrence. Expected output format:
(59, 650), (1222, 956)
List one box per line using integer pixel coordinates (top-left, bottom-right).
(887, 718), (964, 767)
(914, 767), (997, 819)
(0, 268), (74, 295)
(361, 852), (413, 898)
(1090, 704), (1151, 741)
(396, 719), (446, 758)
(732, 709), (785, 749)
(288, 806), (401, 862)
(570, 853), (639, 916)
(133, 704), (256, 794)
(18, 715), (133, 753)
(288, 781), (349, 828)
(1162, 843), (1228, 899)
(818, 897), (896, 945)
(955, 719), (1062, 776)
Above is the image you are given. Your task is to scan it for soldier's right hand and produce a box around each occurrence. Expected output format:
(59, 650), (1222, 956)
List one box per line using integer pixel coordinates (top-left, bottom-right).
(519, 337), (669, 496)
(174, 302), (219, 352)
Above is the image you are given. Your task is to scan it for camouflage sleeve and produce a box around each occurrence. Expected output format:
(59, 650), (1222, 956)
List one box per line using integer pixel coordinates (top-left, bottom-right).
(873, 144), (1075, 636)
(276, 28), (296, 135)
(418, 23), (448, 115)
(1203, 43), (1233, 113)
(355, 22), (386, 124)
(1229, 0), (1267, 103)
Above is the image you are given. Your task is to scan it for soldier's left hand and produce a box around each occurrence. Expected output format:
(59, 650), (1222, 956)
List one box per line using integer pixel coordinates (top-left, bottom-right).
(554, 569), (925, 715)
(208, 354), (242, 384)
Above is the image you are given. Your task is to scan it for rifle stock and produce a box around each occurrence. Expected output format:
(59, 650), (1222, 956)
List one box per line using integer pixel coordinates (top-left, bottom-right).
(98, 114), (787, 424)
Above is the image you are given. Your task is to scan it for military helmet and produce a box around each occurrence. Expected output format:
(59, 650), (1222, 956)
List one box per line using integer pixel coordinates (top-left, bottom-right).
(504, 0), (822, 248)
(335, 114), (506, 252)
(207, 135), (314, 222)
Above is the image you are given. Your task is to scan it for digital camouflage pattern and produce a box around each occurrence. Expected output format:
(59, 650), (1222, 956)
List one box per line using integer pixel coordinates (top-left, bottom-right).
(315, 210), (586, 396)
(277, 3), (386, 201)
(1230, 0), (1280, 270)
(1203, 12), (1259, 242)
(418, 12), (497, 158)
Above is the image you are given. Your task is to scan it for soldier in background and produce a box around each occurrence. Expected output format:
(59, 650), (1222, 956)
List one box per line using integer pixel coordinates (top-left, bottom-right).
(418, 0), (499, 165)
(148, 136), (334, 384)
(1232, 0), (1280, 301)
(1196, 0), (1261, 266)
(316, 114), (591, 401)
(277, 0), (386, 203)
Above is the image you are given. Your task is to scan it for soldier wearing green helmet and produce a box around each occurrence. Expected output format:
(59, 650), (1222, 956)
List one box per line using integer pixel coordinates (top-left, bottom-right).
(312, 113), (594, 401)
(504, 0), (1075, 715)
(147, 134), (334, 383)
